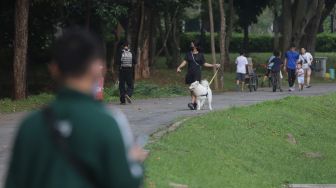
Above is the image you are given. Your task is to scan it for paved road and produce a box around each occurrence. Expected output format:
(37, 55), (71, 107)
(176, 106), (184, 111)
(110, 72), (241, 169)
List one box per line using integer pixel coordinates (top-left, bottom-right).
(0, 84), (336, 185)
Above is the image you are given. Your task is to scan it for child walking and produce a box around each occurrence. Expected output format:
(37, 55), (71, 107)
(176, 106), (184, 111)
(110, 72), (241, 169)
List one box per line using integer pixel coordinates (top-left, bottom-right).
(296, 62), (305, 91)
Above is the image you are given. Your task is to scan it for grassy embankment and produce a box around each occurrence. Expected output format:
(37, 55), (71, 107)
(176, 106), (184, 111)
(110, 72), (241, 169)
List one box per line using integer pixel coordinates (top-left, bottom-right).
(145, 93), (336, 188)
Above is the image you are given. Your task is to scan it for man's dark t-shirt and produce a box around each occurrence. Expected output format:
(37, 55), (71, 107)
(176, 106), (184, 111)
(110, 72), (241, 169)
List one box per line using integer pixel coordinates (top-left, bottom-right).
(184, 52), (205, 73)
(271, 57), (283, 72)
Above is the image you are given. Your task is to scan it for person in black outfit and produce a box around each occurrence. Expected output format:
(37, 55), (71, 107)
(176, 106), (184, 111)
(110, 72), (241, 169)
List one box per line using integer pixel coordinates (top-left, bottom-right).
(177, 41), (220, 110)
(117, 41), (136, 105)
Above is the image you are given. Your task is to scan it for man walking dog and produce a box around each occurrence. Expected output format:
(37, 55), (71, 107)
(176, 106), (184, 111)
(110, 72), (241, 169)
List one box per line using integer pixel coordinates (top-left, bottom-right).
(117, 41), (136, 105)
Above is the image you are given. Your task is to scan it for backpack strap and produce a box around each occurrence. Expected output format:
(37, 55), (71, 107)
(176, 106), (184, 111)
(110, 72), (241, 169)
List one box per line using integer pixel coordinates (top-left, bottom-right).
(300, 54), (308, 64)
(42, 107), (102, 188)
(191, 53), (200, 67)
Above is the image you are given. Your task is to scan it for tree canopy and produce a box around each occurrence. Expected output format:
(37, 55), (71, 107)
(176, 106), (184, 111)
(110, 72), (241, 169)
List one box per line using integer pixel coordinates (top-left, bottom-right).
(1, 0), (336, 99)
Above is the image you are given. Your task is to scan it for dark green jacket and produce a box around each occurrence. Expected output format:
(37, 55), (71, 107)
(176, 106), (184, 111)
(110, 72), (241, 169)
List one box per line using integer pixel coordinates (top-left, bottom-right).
(5, 88), (142, 188)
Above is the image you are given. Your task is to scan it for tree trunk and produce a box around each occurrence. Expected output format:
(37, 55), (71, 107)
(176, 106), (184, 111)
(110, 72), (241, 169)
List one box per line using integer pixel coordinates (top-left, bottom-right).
(273, 5), (281, 50)
(273, 23), (280, 50)
(243, 24), (249, 51)
(331, 14), (335, 33)
(281, 0), (293, 53)
(85, 0), (91, 30)
(135, 0), (150, 79)
(292, 0), (319, 47)
(208, 0), (218, 90)
(13, 0), (29, 99)
(110, 23), (123, 81)
(157, 18), (172, 61)
(218, 0), (226, 89)
(148, 13), (157, 67)
(126, 0), (139, 54)
(135, 0), (145, 80)
(200, 1), (207, 48)
(300, 0), (325, 55)
(154, 10), (178, 60)
(281, 0), (324, 53)
(171, 16), (181, 69)
(165, 9), (182, 69)
(225, 0), (233, 68)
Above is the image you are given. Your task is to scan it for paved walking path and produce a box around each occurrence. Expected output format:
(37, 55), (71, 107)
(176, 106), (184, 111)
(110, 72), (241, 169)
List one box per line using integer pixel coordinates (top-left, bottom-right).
(0, 83), (336, 185)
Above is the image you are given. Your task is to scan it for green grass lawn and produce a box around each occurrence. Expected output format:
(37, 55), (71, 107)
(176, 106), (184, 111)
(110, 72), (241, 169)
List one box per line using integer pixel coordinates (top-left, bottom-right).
(0, 93), (54, 113)
(145, 93), (336, 188)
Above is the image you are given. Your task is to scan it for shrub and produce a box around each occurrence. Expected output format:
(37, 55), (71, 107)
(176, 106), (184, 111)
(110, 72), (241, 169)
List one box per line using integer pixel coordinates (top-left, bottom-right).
(316, 33), (336, 52)
(180, 32), (336, 53)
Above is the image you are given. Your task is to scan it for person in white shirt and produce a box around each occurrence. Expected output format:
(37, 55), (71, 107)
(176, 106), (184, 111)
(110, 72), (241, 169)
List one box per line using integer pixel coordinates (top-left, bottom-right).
(235, 51), (248, 91)
(299, 48), (313, 88)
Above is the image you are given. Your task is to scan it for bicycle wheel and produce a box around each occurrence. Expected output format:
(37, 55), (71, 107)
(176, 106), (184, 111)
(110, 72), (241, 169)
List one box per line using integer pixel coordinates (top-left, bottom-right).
(272, 73), (277, 92)
(249, 79), (253, 92)
(254, 76), (258, 91)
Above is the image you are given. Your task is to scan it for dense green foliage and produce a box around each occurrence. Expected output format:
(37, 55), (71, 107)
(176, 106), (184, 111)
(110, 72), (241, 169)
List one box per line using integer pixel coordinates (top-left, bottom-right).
(145, 93), (336, 188)
(180, 32), (336, 52)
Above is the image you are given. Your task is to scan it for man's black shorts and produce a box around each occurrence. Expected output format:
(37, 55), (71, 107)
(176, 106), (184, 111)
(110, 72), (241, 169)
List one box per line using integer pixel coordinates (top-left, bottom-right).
(185, 70), (201, 85)
(236, 73), (245, 81)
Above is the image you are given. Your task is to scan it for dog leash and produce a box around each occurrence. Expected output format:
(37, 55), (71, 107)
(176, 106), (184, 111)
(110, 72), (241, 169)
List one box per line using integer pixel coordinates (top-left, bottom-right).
(209, 67), (221, 85)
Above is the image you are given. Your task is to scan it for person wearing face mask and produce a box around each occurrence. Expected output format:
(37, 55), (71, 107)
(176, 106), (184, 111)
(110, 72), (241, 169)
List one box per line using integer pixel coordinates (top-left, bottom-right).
(177, 41), (220, 110)
(5, 28), (147, 188)
(117, 41), (137, 105)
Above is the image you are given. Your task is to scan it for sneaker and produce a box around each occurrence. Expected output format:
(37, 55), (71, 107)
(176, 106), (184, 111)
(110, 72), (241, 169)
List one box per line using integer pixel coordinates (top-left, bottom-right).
(120, 102), (126, 105)
(188, 103), (195, 110)
(125, 95), (132, 104)
(305, 85), (311, 88)
(193, 103), (197, 109)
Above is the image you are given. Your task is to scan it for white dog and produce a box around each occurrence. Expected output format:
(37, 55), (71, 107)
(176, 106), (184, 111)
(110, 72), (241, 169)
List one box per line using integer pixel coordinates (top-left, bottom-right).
(189, 80), (213, 110)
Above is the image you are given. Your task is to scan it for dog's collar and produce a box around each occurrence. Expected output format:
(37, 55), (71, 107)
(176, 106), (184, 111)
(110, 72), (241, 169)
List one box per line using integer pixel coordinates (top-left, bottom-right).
(200, 93), (208, 97)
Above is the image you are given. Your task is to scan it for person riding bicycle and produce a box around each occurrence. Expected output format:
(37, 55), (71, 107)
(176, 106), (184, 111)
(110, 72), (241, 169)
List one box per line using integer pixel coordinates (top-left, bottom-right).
(270, 50), (283, 92)
(261, 52), (276, 87)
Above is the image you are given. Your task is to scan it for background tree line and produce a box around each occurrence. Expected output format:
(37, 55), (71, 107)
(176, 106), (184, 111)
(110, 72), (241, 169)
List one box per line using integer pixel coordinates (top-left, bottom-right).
(0, 0), (335, 99)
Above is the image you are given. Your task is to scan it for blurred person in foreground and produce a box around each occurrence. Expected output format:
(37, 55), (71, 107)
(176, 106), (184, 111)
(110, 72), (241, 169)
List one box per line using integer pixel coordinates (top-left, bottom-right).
(5, 28), (147, 188)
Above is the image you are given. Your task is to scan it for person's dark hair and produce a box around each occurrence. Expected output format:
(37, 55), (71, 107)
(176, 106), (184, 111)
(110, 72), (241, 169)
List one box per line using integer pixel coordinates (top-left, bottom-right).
(239, 50), (245, 55)
(297, 61), (302, 65)
(52, 27), (103, 77)
(191, 40), (202, 52)
(290, 43), (296, 49)
(273, 50), (280, 57)
(122, 41), (129, 47)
